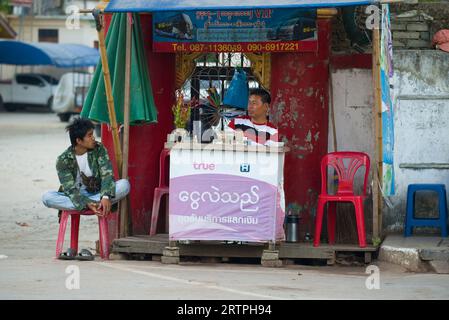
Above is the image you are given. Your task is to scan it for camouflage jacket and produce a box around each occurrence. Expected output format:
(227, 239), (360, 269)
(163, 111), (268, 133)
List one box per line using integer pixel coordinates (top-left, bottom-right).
(56, 142), (116, 210)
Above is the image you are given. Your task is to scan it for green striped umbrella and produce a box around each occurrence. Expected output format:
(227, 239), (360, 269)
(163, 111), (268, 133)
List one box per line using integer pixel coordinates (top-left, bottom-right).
(81, 13), (157, 124)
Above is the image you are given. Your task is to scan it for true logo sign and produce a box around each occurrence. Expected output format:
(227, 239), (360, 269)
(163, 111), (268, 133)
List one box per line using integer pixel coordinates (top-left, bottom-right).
(240, 164), (250, 173)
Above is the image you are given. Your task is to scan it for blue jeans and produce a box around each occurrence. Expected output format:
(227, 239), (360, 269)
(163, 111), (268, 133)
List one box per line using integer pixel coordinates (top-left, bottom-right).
(42, 179), (130, 211)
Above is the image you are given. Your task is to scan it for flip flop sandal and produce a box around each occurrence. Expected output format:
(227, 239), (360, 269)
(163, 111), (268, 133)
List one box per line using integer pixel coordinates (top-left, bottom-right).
(58, 248), (77, 260)
(75, 249), (95, 261)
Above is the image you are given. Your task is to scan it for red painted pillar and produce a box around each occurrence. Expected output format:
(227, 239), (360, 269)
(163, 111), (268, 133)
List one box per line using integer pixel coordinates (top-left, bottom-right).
(102, 14), (176, 235)
(270, 18), (332, 238)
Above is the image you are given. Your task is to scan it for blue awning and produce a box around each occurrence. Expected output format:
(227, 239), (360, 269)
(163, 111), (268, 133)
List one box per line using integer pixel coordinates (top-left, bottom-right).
(0, 41), (99, 68)
(106, 0), (376, 12)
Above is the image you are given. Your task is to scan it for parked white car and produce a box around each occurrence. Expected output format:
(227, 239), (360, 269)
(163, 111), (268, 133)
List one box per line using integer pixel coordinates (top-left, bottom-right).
(52, 72), (93, 122)
(0, 73), (58, 111)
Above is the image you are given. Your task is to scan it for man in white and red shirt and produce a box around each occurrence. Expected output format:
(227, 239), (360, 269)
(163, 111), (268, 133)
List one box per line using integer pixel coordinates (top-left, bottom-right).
(227, 88), (278, 146)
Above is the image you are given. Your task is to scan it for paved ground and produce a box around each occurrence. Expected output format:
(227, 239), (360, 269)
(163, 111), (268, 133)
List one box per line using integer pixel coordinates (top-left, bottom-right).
(380, 234), (449, 273)
(1, 110), (449, 300)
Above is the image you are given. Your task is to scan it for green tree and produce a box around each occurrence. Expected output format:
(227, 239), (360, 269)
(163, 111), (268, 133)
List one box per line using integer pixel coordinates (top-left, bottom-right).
(0, 0), (10, 14)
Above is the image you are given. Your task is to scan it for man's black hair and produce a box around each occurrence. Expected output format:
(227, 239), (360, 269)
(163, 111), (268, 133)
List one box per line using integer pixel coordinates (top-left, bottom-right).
(249, 88), (271, 105)
(66, 118), (95, 146)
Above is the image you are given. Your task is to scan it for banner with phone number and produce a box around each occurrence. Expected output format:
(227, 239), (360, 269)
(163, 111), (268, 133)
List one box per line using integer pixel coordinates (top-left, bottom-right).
(153, 8), (318, 53)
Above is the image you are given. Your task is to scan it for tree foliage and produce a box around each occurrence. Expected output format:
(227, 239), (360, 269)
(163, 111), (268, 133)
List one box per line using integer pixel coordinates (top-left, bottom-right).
(0, 0), (11, 14)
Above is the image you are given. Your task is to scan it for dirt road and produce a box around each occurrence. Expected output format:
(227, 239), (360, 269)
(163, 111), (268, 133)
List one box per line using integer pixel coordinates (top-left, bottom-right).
(1, 111), (449, 301)
(0, 111), (100, 257)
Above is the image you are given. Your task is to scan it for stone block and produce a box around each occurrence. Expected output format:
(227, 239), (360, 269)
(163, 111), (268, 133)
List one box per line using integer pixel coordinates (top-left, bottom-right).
(393, 31), (420, 39)
(420, 249), (449, 261)
(161, 256), (180, 264)
(261, 259), (283, 268)
(393, 40), (406, 47)
(396, 16), (421, 22)
(379, 245), (432, 272)
(419, 12), (434, 22)
(391, 23), (407, 31)
(261, 250), (280, 260)
(407, 39), (430, 48)
(429, 260), (449, 274)
(395, 10), (420, 21)
(420, 32), (430, 41)
(407, 23), (429, 32)
(163, 247), (180, 257)
(261, 250), (283, 268)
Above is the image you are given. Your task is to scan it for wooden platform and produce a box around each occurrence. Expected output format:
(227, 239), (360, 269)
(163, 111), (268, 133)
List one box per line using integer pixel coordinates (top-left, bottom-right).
(112, 234), (378, 265)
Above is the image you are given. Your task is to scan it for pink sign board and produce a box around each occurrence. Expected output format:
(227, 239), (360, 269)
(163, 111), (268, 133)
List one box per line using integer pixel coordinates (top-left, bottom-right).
(169, 174), (285, 242)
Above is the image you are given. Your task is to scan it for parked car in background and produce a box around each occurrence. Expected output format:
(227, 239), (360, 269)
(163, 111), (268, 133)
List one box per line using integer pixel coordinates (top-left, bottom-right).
(0, 73), (59, 111)
(51, 72), (93, 122)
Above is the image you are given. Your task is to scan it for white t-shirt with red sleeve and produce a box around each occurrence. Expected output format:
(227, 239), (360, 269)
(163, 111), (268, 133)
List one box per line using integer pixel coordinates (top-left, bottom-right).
(227, 116), (279, 146)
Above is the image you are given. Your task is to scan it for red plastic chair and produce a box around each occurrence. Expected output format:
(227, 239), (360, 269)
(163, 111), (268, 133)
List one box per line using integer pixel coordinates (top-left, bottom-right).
(313, 152), (370, 248)
(56, 210), (110, 260)
(149, 148), (170, 236)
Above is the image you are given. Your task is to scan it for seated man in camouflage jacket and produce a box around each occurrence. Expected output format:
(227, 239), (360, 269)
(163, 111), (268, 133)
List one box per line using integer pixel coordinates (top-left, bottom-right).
(42, 118), (130, 216)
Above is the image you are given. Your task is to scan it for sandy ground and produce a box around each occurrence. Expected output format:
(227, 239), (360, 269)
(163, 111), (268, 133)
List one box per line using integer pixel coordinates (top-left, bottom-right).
(1, 110), (449, 301)
(0, 110), (99, 254)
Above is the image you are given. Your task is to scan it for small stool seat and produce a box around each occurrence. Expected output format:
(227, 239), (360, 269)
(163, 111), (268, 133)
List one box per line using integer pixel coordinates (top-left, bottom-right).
(405, 184), (448, 237)
(56, 210), (111, 260)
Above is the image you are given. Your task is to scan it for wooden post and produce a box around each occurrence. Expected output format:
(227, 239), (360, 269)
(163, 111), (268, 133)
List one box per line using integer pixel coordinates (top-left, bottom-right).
(372, 27), (383, 240)
(93, 10), (123, 177)
(328, 65), (338, 152)
(119, 12), (132, 238)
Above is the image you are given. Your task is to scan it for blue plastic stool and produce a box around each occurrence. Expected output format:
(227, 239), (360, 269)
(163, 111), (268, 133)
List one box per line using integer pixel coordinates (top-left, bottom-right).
(405, 184), (448, 237)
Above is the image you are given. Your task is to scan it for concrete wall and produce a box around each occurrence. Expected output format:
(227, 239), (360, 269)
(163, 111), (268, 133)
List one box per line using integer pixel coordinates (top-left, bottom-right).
(391, 10), (433, 49)
(390, 2), (449, 40)
(329, 68), (374, 163)
(329, 68), (375, 239)
(8, 16), (97, 46)
(389, 50), (449, 232)
(331, 2), (449, 53)
(329, 50), (449, 234)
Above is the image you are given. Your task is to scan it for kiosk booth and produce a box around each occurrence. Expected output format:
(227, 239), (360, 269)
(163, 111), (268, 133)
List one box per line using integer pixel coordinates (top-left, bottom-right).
(167, 142), (286, 243)
(86, 0), (385, 265)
